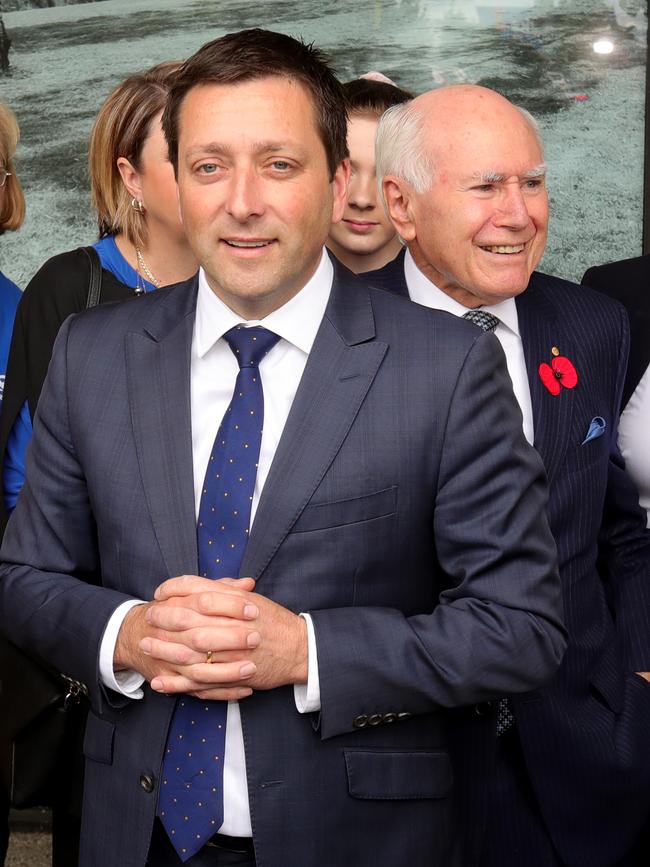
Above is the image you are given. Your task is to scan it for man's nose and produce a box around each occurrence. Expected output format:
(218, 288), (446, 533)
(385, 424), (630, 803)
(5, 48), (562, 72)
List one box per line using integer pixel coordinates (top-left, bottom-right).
(348, 173), (375, 211)
(493, 185), (530, 229)
(225, 168), (264, 221)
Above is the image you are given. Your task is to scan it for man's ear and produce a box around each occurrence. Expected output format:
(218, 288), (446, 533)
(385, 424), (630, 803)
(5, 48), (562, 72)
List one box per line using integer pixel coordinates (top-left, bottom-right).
(117, 156), (143, 203)
(331, 158), (351, 224)
(383, 176), (416, 242)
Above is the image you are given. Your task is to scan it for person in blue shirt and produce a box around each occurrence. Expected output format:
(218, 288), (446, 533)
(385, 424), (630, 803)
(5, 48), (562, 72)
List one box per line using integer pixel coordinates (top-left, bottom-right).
(0, 61), (198, 524)
(0, 100), (26, 867)
(0, 63), (197, 867)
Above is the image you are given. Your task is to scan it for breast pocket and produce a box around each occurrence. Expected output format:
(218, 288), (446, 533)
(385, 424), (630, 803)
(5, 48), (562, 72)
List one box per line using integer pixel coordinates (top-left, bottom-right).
(567, 421), (610, 476)
(292, 486), (397, 534)
(344, 748), (453, 800)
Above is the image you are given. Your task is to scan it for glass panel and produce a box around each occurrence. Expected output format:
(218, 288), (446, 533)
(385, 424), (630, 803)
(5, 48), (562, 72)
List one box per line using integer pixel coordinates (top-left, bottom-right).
(0, 0), (646, 284)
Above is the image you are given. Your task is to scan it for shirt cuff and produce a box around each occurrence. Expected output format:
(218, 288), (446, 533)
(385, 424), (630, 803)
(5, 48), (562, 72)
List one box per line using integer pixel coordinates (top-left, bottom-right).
(99, 599), (147, 698)
(294, 612), (321, 713)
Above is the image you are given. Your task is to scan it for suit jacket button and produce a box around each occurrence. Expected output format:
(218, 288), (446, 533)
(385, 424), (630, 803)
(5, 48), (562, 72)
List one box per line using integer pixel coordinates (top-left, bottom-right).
(474, 701), (493, 716)
(368, 714), (383, 726)
(139, 774), (155, 793)
(397, 712), (412, 721)
(353, 714), (368, 729)
(382, 713), (397, 724)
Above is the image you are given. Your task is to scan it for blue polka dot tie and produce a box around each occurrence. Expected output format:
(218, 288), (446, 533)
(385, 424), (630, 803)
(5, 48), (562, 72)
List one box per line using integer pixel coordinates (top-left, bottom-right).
(158, 325), (281, 861)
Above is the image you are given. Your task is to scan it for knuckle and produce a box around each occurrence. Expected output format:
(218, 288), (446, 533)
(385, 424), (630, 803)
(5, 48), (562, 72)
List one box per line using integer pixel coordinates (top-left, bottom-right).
(197, 591), (215, 614)
(193, 629), (213, 652)
(175, 645), (192, 664)
(175, 608), (194, 629)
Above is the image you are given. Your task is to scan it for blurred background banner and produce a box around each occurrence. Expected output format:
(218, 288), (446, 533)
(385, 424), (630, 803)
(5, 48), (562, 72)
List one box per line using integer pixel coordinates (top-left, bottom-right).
(0, 0), (647, 285)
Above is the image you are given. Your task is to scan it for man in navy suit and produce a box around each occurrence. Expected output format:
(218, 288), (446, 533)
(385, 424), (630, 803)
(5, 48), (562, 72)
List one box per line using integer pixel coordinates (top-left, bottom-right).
(367, 84), (650, 867)
(0, 35), (565, 867)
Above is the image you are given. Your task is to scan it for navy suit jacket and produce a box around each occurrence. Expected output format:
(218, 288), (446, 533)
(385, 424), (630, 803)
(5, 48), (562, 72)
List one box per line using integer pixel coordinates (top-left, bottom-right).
(0, 263), (564, 867)
(367, 251), (650, 867)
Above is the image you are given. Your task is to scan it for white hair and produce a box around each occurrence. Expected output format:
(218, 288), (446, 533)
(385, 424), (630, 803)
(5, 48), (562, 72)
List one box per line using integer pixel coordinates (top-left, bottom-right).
(375, 94), (545, 211)
(375, 100), (434, 209)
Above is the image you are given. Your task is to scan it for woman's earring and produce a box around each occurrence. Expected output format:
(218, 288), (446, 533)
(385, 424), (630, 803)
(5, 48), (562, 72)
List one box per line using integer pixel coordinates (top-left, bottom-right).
(131, 197), (144, 214)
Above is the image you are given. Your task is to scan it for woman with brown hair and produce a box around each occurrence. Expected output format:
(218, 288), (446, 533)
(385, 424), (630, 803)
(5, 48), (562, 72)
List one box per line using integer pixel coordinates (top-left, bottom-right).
(0, 60), (198, 523)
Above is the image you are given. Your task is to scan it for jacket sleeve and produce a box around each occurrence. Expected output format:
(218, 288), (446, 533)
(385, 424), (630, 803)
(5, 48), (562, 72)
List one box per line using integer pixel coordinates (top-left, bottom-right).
(311, 332), (567, 739)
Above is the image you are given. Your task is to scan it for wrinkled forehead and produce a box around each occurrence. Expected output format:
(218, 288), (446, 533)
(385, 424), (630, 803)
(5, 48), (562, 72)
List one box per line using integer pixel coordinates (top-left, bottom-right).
(426, 110), (545, 182)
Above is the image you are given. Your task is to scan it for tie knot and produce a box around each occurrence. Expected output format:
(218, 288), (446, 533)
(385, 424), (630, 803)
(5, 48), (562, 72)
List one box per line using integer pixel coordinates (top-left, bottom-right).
(225, 325), (281, 369)
(462, 309), (499, 333)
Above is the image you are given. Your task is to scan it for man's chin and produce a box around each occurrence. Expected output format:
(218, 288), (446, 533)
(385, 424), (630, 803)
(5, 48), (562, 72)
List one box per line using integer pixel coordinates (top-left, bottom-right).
(477, 264), (534, 300)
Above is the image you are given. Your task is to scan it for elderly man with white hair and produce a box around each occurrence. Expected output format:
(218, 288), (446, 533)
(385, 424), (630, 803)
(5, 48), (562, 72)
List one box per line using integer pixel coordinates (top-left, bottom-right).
(366, 84), (650, 867)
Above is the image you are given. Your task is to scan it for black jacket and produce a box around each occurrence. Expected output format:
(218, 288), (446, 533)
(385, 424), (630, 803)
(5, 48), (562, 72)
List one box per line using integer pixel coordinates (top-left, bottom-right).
(0, 247), (134, 533)
(582, 254), (650, 407)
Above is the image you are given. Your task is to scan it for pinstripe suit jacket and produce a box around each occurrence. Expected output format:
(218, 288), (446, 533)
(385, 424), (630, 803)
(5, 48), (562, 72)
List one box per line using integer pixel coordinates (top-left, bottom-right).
(367, 252), (650, 867)
(0, 265), (565, 867)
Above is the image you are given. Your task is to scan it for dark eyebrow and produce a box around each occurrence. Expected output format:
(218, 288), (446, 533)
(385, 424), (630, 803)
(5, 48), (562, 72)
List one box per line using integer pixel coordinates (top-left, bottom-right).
(185, 141), (306, 159)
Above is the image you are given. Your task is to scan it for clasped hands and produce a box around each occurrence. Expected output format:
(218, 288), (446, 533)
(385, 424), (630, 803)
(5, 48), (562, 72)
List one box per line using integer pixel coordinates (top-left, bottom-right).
(114, 575), (308, 701)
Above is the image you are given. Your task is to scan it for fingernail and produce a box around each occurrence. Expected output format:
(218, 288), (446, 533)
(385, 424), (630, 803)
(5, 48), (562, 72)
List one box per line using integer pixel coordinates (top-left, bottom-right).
(151, 678), (164, 692)
(140, 638), (152, 654)
(246, 631), (261, 648)
(153, 587), (161, 599)
(145, 607), (153, 622)
(239, 662), (256, 678)
(243, 604), (258, 619)
(237, 688), (253, 699)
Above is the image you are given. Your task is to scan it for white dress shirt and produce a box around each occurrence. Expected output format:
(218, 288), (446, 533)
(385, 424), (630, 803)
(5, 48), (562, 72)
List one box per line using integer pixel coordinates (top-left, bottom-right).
(99, 249), (333, 836)
(404, 250), (535, 445)
(618, 363), (650, 527)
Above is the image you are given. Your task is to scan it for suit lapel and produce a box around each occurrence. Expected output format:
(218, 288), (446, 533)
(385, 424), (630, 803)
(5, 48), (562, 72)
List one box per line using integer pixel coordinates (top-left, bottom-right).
(126, 279), (199, 580)
(517, 273), (573, 484)
(241, 268), (388, 581)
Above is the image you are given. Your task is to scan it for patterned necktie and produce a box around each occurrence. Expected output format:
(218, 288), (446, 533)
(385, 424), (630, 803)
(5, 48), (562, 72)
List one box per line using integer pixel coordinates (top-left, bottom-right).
(159, 325), (280, 861)
(462, 309), (500, 333)
(462, 307), (514, 734)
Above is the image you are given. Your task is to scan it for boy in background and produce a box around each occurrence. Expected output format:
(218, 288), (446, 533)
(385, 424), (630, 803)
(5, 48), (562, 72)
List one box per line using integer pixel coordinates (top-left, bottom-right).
(327, 76), (412, 273)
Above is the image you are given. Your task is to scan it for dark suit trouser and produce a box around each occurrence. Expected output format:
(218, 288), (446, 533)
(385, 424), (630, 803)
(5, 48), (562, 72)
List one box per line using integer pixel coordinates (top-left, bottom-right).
(480, 727), (564, 867)
(480, 728), (650, 867)
(147, 820), (255, 867)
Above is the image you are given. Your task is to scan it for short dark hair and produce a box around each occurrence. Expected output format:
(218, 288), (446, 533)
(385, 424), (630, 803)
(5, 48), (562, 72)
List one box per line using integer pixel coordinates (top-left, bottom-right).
(343, 79), (413, 120)
(163, 29), (348, 179)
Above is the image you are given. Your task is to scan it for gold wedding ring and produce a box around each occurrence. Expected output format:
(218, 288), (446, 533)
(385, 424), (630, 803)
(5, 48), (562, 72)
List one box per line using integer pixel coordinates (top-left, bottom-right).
(206, 650), (214, 664)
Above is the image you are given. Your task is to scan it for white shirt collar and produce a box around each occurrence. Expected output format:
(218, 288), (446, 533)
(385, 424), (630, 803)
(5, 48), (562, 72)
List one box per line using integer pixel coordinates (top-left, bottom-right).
(194, 249), (333, 358)
(404, 249), (520, 337)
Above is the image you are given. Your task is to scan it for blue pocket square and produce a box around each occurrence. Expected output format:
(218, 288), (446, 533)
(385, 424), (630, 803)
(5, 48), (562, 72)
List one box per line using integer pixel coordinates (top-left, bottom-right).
(582, 416), (606, 445)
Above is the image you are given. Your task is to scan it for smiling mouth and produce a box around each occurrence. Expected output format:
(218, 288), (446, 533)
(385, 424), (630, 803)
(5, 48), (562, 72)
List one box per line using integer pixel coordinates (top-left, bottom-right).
(223, 239), (274, 248)
(480, 244), (526, 254)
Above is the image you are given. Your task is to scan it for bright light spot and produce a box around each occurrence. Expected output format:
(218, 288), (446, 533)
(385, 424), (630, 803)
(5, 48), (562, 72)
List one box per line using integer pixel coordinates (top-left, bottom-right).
(593, 39), (614, 55)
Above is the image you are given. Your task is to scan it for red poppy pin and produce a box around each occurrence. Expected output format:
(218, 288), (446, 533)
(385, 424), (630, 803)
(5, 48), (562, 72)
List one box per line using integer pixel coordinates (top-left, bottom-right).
(538, 346), (578, 396)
